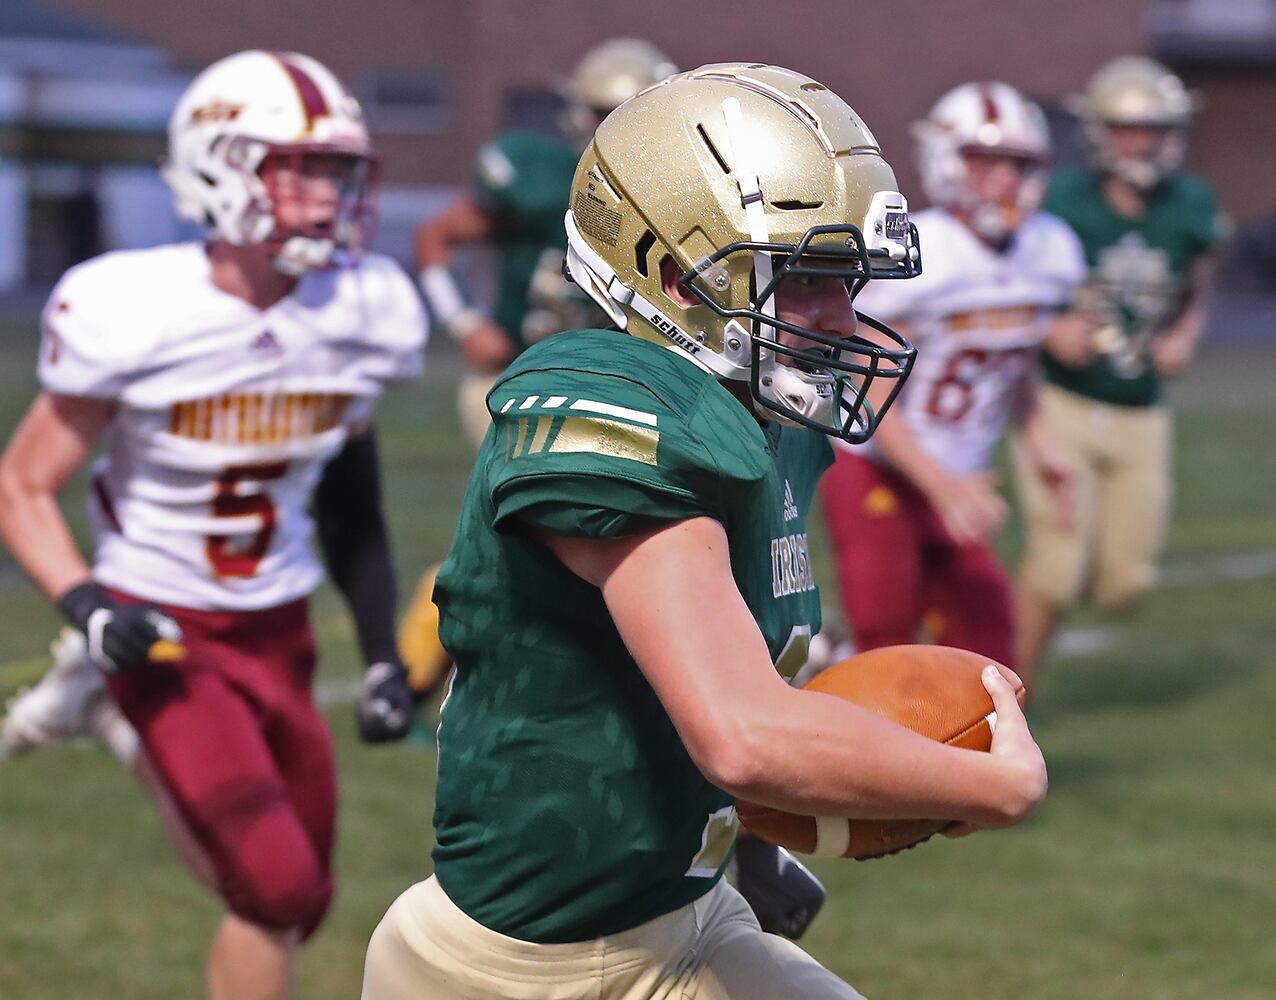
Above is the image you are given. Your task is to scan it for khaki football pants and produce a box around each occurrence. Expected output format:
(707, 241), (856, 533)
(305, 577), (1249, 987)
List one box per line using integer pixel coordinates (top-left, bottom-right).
(362, 876), (866, 1000)
(1013, 383), (1172, 611)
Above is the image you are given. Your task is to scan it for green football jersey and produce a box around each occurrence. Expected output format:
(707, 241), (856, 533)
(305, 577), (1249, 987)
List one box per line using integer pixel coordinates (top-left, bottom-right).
(474, 129), (597, 352)
(432, 330), (831, 943)
(1042, 168), (1226, 406)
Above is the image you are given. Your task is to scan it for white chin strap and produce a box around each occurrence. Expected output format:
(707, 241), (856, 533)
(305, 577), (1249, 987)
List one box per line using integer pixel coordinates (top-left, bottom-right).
(564, 212), (746, 381)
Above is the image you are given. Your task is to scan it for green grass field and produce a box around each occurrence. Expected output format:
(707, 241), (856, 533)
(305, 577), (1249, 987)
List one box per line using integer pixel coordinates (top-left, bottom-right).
(1, 319), (1274, 999)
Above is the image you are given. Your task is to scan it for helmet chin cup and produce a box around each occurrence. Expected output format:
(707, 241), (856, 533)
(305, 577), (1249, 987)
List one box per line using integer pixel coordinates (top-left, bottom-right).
(1113, 157), (1160, 191)
(755, 358), (835, 429)
(968, 202), (1014, 244)
(274, 235), (336, 276)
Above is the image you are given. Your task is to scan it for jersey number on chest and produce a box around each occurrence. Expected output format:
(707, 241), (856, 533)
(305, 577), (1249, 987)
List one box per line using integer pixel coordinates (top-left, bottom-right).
(925, 347), (1032, 424)
(205, 462), (289, 578)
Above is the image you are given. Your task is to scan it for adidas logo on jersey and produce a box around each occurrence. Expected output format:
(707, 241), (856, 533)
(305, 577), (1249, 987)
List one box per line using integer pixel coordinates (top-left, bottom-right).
(250, 329), (282, 353)
(782, 480), (800, 522)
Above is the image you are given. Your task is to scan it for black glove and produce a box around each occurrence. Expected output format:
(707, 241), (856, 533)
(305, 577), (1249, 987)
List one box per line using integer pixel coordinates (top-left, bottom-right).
(56, 581), (182, 674)
(734, 834), (827, 941)
(355, 659), (415, 743)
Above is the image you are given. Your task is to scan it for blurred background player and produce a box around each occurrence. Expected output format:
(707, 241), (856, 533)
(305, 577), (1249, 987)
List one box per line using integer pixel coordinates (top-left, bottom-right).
(363, 63), (1045, 1000)
(1012, 56), (1228, 685)
(0, 50), (426, 1000)
(821, 82), (1086, 677)
(415, 36), (677, 450)
(398, 36), (676, 698)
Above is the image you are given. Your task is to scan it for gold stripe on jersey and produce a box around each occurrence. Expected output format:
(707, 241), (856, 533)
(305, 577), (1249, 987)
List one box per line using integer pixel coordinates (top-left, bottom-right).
(528, 416), (554, 455)
(168, 393), (352, 444)
(548, 416), (659, 466)
(946, 306), (1041, 333)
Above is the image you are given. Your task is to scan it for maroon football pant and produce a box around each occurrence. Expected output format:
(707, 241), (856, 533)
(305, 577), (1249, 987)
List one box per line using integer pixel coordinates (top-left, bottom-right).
(105, 593), (335, 939)
(820, 451), (1017, 670)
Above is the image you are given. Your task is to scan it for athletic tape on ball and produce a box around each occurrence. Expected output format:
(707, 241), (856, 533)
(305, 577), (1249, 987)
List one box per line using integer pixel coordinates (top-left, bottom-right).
(813, 816), (851, 858)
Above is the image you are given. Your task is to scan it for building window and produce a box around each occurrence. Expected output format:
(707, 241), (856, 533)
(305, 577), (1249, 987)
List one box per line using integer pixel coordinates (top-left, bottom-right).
(1147, 0), (1276, 65)
(360, 71), (448, 135)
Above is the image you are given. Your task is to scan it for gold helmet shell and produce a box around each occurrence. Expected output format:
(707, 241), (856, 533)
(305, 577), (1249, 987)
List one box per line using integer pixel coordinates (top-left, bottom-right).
(564, 63), (919, 442)
(1068, 56), (1200, 189)
(570, 37), (678, 114)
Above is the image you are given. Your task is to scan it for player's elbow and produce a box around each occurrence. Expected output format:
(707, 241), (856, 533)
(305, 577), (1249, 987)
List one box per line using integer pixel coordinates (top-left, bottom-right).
(683, 710), (776, 799)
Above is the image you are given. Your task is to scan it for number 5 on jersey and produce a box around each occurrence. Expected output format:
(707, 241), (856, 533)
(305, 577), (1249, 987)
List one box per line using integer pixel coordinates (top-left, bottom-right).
(206, 462), (289, 578)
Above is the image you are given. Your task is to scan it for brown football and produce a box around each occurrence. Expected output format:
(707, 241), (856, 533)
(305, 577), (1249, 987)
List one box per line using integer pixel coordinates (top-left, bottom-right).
(737, 645), (1025, 860)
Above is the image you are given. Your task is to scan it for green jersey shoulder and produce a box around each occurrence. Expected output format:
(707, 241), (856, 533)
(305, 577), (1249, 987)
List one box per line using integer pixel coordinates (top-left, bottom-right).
(433, 330), (829, 942)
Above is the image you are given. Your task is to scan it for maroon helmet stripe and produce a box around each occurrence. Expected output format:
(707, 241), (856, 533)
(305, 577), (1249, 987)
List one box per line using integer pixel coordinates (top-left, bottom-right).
(979, 84), (1000, 124)
(273, 53), (330, 133)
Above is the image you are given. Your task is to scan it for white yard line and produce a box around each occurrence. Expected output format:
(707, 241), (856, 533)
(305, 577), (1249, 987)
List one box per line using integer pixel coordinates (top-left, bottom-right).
(3, 546), (1276, 690)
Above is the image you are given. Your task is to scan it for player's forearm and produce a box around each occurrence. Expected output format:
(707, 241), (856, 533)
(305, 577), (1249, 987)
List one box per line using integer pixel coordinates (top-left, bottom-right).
(414, 196), (491, 269)
(1013, 385), (1050, 459)
(871, 418), (951, 499)
(0, 481), (92, 600)
(1164, 304), (1206, 351)
(314, 430), (399, 664)
(718, 686), (1033, 827)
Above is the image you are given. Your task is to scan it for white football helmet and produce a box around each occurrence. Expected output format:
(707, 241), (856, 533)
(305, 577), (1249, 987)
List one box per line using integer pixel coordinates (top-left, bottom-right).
(914, 82), (1051, 244)
(1068, 56), (1198, 191)
(163, 50), (375, 275)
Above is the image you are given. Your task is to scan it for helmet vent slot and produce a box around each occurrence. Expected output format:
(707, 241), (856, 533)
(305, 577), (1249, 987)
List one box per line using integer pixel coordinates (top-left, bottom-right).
(696, 123), (731, 175)
(634, 228), (656, 278)
(771, 199), (824, 211)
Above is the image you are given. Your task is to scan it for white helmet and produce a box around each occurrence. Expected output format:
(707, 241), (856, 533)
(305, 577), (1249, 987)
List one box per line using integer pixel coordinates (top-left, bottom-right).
(914, 82), (1051, 243)
(163, 50), (375, 275)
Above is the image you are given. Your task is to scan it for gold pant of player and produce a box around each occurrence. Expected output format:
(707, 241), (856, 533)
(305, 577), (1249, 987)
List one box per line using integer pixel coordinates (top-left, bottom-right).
(1013, 383), (1172, 611)
(362, 876), (865, 1000)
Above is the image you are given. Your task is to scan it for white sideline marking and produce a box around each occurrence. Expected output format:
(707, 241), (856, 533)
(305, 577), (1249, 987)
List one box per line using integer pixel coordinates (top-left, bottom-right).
(316, 679), (362, 708)
(3, 546), (1276, 686)
(1160, 548), (1276, 586)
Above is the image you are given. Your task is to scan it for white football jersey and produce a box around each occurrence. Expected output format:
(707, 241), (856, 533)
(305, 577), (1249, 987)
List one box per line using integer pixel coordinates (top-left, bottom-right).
(850, 208), (1085, 473)
(39, 243), (427, 611)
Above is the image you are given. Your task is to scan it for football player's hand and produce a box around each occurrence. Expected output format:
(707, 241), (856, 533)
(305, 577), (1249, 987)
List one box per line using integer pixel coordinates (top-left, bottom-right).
(356, 659), (415, 743)
(56, 581), (183, 673)
(930, 470), (1008, 546)
(945, 665), (1047, 837)
(1151, 329), (1194, 377)
(1045, 310), (1098, 369)
(460, 320), (516, 372)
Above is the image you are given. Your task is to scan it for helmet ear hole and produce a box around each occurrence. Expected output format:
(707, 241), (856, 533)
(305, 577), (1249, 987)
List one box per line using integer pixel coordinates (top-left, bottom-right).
(659, 255), (697, 307)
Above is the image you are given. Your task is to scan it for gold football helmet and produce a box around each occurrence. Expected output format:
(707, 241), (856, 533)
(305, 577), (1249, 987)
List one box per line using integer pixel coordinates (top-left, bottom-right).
(562, 38), (677, 145)
(1069, 56), (1199, 190)
(564, 63), (919, 443)
(571, 37), (678, 115)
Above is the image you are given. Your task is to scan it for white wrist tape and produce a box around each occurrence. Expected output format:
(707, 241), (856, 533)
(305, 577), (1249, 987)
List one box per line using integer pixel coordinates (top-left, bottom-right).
(419, 266), (482, 340)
